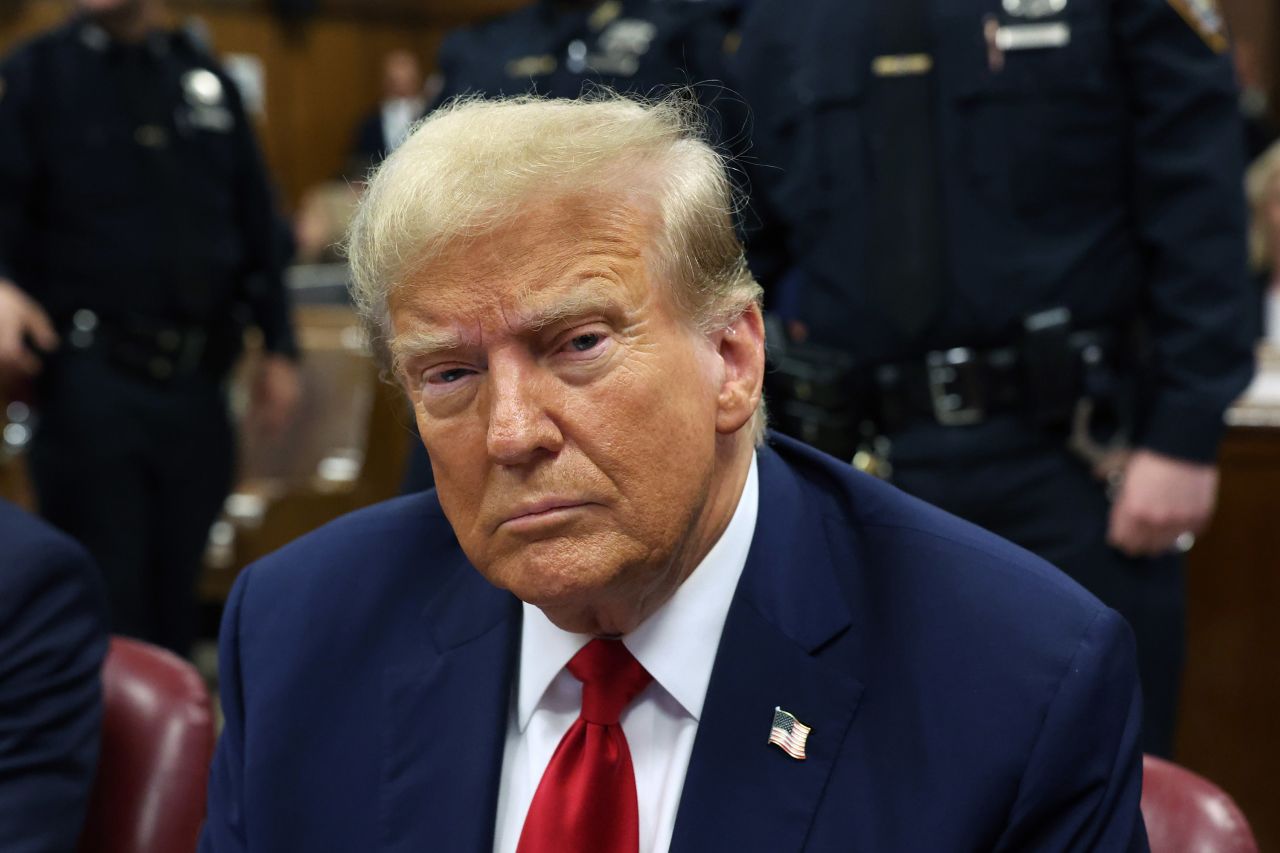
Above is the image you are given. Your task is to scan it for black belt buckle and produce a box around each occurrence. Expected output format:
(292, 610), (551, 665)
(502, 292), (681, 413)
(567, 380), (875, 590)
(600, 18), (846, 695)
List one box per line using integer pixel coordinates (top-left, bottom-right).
(926, 348), (985, 426)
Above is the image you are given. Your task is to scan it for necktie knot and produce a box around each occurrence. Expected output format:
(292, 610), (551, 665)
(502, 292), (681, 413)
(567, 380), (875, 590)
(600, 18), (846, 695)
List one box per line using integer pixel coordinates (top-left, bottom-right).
(567, 639), (652, 726)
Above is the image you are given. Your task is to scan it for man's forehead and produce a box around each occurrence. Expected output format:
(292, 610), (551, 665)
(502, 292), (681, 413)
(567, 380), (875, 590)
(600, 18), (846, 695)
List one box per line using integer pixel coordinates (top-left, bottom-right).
(386, 188), (665, 352)
(389, 270), (644, 361)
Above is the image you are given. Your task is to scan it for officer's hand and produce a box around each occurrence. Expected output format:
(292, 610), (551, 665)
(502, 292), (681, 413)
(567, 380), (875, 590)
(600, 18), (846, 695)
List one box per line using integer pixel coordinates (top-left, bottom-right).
(248, 353), (302, 442)
(0, 278), (59, 380)
(1106, 449), (1218, 558)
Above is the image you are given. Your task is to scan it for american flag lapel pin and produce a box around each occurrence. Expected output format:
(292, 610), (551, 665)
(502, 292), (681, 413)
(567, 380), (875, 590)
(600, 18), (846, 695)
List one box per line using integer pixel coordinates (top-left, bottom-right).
(768, 706), (811, 760)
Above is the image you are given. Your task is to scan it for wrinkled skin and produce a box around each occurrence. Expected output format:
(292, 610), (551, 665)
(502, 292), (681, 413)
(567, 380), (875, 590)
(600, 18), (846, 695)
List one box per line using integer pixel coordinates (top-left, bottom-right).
(388, 192), (764, 635)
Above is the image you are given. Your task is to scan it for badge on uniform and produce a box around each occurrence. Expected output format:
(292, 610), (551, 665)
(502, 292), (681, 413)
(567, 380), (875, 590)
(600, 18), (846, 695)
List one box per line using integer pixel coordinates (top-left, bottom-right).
(1166, 0), (1229, 54)
(506, 54), (557, 78)
(182, 69), (234, 133)
(994, 22), (1071, 52)
(586, 18), (658, 77)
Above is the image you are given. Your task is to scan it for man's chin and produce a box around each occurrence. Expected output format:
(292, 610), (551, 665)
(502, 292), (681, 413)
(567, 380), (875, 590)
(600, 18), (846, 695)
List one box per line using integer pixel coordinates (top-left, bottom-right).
(482, 539), (630, 610)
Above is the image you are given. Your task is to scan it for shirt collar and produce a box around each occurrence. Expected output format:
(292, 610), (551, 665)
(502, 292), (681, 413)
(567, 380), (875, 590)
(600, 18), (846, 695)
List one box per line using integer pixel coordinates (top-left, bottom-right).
(516, 453), (759, 730)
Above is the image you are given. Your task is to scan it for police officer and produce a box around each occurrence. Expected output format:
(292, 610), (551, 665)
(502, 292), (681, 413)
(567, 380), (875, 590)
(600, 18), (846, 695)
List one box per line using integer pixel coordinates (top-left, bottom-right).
(733, 0), (1256, 757)
(0, 0), (300, 657)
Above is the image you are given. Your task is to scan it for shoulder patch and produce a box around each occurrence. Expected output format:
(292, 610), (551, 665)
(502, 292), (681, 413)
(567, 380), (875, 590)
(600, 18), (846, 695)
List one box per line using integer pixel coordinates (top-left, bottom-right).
(1167, 0), (1229, 54)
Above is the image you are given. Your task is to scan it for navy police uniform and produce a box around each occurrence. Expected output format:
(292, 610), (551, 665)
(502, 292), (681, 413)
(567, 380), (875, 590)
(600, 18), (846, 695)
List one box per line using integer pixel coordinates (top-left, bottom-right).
(733, 0), (1256, 756)
(438, 0), (738, 102)
(0, 19), (297, 656)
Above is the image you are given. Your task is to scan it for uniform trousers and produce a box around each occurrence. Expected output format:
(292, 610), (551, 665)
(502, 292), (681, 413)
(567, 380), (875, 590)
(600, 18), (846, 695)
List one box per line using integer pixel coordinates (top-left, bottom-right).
(888, 415), (1183, 758)
(28, 349), (234, 657)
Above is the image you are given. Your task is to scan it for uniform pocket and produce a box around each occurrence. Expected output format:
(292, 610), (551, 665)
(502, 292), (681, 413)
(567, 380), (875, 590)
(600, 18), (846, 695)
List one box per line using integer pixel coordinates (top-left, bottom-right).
(945, 15), (1128, 222)
(759, 61), (869, 232)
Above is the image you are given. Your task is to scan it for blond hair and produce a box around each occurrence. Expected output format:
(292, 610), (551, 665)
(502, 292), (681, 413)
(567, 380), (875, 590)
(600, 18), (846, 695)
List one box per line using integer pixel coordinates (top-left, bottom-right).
(345, 92), (766, 440)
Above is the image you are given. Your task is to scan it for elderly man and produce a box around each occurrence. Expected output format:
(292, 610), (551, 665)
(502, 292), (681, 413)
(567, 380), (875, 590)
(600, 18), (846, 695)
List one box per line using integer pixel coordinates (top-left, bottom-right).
(200, 96), (1147, 852)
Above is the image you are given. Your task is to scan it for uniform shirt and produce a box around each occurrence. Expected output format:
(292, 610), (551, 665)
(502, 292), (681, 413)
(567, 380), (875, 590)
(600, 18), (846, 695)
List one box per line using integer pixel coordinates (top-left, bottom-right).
(734, 0), (1256, 462)
(438, 0), (737, 103)
(0, 19), (295, 355)
(492, 453), (759, 853)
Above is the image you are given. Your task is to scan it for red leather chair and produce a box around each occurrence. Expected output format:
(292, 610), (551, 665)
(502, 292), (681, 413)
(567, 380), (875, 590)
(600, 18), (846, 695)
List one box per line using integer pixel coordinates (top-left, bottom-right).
(1141, 754), (1258, 853)
(78, 637), (216, 853)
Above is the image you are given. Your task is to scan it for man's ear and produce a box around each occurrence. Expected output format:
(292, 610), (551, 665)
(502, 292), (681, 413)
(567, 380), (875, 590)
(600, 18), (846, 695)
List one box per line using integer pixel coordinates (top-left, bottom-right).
(713, 303), (766, 436)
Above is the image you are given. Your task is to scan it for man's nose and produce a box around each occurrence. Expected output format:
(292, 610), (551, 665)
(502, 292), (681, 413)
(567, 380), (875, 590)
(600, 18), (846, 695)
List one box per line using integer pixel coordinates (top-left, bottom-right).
(485, 359), (563, 465)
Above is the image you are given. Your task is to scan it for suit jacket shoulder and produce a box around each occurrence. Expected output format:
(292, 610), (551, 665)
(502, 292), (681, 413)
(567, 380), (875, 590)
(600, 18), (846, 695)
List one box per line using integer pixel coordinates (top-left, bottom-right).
(683, 434), (1147, 852)
(0, 500), (108, 853)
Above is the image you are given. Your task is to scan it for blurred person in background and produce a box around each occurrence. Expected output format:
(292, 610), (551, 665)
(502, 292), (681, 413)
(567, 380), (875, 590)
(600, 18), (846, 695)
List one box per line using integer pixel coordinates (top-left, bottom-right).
(1247, 140), (1280, 341)
(0, 499), (107, 853)
(347, 49), (441, 180)
(733, 0), (1256, 757)
(0, 0), (301, 657)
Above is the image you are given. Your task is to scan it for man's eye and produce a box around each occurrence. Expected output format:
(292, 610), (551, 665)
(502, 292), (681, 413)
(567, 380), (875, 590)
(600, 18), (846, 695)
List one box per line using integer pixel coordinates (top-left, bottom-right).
(567, 333), (602, 353)
(429, 367), (471, 385)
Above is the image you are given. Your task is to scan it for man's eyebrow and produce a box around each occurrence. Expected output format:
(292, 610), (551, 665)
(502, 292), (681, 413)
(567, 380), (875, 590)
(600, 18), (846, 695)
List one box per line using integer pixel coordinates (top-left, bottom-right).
(389, 282), (625, 372)
(514, 283), (623, 332)
(389, 327), (466, 374)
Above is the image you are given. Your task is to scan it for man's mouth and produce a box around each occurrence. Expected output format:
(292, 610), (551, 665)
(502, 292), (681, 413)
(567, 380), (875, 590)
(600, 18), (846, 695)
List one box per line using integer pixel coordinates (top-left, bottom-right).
(499, 498), (595, 531)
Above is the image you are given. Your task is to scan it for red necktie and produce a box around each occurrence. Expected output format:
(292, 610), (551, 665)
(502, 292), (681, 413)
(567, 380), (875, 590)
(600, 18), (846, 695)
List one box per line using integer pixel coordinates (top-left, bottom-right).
(516, 639), (654, 853)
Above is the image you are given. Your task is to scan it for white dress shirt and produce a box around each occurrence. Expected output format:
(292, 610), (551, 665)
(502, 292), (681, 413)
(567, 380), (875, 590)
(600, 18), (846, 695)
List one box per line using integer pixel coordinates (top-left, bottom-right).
(492, 455), (760, 853)
(380, 97), (423, 154)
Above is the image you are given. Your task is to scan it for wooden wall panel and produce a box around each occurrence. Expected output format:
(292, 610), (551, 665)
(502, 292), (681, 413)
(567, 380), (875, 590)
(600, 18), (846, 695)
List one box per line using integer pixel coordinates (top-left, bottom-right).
(1180, 426), (1280, 852)
(1222, 0), (1279, 131)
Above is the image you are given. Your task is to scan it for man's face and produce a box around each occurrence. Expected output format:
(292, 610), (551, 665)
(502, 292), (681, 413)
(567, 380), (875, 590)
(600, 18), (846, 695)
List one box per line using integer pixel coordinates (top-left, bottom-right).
(384, 52), (423, 100)
(389, 193), (729, 631)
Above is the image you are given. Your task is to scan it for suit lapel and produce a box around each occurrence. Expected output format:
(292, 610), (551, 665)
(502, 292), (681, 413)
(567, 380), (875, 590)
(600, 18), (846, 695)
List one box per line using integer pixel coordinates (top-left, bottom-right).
(379, 549), (520, 853)
(669, 444), (865, 853)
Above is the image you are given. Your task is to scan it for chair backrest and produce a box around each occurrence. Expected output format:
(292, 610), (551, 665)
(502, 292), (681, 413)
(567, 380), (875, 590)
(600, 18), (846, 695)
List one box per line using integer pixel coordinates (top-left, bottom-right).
(78, 637), (215, 853)
(1141, 754), (1258, 853)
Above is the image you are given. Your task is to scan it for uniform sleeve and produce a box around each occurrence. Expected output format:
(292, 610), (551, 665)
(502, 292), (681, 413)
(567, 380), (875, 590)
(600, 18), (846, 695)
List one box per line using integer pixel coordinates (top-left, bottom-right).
(199, 564), (253, 853)
(1117, 0), (1256, 462)
(222, 70), (299, 359)
(991, 608), (1149, 852)
(0, 47), (37, 284)
(0, 520), (108, 853)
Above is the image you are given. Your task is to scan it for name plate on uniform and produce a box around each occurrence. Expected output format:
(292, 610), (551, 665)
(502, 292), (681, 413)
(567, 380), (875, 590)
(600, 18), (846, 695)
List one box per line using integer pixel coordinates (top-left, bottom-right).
(994, 22), (1071, 51)
(871, 53), (935, 78)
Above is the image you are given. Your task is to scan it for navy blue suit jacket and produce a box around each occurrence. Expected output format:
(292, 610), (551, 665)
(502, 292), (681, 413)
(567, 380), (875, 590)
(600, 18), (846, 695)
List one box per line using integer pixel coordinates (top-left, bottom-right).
(201, 435), (1147, 851)
(0, 499), (107, 853)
